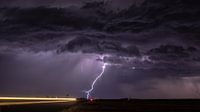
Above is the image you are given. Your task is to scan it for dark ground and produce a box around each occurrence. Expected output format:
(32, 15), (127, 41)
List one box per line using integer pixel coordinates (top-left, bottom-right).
(1, 99), (200, 112)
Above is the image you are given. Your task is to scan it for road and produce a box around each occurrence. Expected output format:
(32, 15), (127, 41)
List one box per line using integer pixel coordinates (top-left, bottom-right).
(0, 97), (77, 106)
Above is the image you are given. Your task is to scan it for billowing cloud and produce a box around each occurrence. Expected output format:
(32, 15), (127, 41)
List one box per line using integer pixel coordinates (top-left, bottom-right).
(148, 45), (198, 61)
(58, 35), (140, 56)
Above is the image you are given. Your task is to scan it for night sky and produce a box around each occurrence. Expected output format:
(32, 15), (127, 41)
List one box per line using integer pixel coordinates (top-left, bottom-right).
(0, 0), (200, 99)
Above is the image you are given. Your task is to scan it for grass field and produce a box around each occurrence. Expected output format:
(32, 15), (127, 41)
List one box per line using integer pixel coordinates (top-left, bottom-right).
(1, 99), (200, 112)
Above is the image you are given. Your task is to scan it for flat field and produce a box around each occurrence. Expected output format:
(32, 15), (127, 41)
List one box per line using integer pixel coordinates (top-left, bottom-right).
(1, 99), (200, 112)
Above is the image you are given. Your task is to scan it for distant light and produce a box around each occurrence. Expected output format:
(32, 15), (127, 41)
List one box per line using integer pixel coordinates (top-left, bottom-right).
(89, 98), (94, 102)
(132, 67), (136, 70)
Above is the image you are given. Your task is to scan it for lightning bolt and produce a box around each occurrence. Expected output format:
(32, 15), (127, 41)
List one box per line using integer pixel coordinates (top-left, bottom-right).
(85, 63), (107, 99)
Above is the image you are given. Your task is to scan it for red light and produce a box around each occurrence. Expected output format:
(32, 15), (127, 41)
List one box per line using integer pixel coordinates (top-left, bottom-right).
(89, 98), (94, 103)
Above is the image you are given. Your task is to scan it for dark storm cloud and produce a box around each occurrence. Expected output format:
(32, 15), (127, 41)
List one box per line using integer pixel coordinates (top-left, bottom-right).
(1, 0), (200, 36)
(148, 45), (198, 61)
(0, 0), (199, 67)
(0, 0), (81, 7)
(57, 35), (140, 56)
(0, 0), (142, 8)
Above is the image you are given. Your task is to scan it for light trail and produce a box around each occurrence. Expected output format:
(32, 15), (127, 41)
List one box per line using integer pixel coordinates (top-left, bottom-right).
(0, 97), (76, 101)
(0, 101), (72, 106)
(85, 63), (107, 99)
(0, 97), (77, 106)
